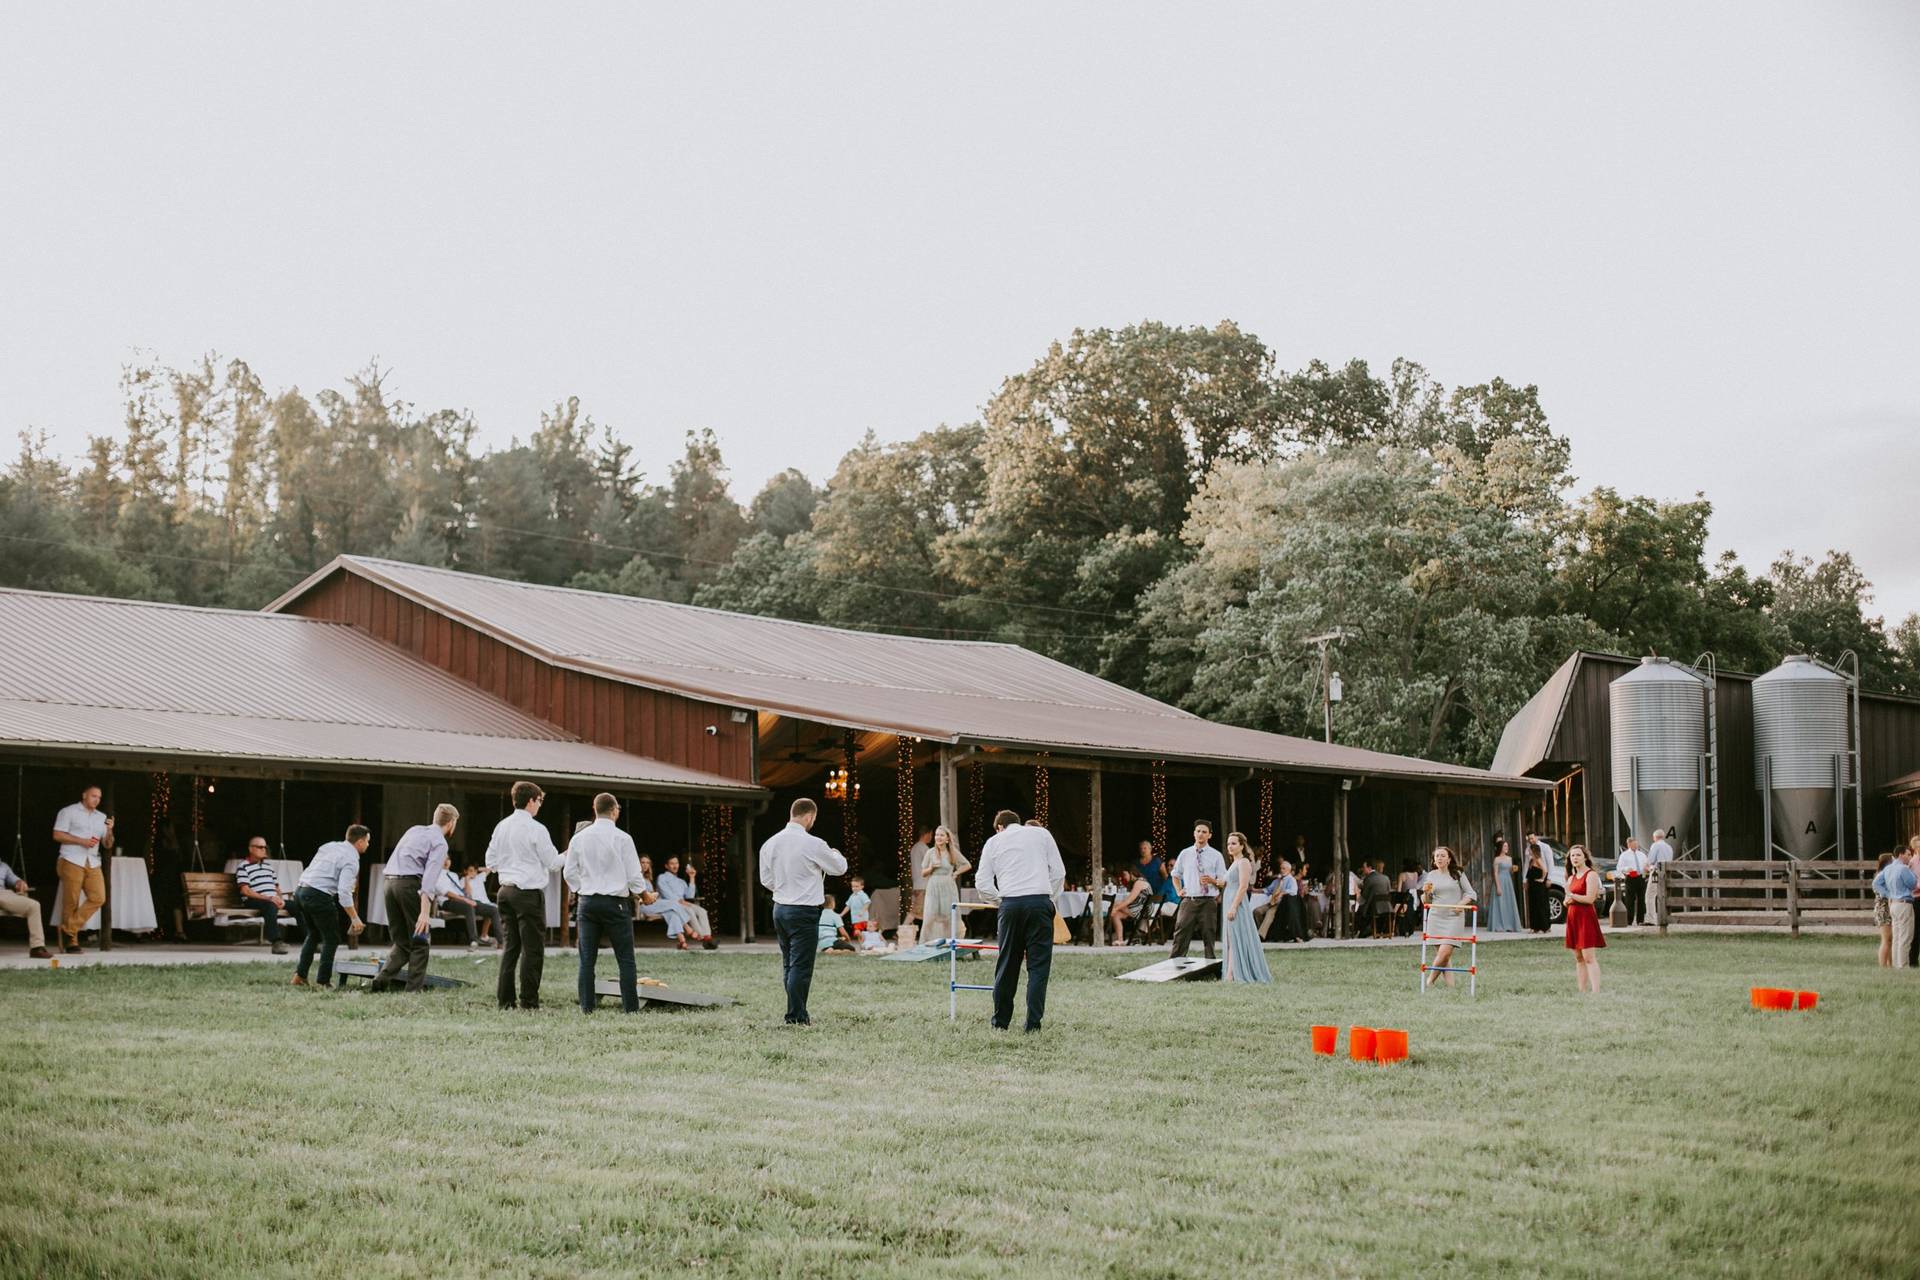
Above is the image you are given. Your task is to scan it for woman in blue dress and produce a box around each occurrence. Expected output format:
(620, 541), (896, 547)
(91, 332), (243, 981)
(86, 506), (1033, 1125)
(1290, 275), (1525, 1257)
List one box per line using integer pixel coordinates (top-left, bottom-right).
(1484, 838), (1521, 932)
(1220, 832), (1272, 984)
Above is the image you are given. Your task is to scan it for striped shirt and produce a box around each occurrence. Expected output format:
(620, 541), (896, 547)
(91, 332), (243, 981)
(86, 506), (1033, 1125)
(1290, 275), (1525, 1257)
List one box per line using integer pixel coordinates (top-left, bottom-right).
(235, 858), (282, 901)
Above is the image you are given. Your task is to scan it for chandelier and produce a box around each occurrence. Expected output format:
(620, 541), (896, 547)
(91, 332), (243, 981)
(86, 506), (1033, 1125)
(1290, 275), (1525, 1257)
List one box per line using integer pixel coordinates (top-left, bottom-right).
(825, 767), (861, 802)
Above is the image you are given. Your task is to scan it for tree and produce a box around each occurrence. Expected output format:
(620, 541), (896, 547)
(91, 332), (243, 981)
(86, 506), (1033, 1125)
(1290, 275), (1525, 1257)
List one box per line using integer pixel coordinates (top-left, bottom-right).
(748, 468), (820, 541)
(1765, 551), (1908, 691)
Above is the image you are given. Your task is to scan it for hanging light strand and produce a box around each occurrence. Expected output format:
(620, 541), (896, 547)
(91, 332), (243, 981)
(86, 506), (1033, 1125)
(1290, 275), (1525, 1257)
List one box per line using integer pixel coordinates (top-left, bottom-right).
(966, 761), (984, 852)
(1033, 753), (1050, 827)
(1259, 774), (1275, 863)
(146, 772), (171, 878)
(895, 736), (916, 904)
(1150, 763), (1168, 862)
(840, 729), (861, 875)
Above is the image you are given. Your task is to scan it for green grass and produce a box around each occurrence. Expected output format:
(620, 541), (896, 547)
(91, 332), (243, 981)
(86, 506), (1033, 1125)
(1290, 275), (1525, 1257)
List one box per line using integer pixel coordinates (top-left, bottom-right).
(3, 933), (1916, 1279)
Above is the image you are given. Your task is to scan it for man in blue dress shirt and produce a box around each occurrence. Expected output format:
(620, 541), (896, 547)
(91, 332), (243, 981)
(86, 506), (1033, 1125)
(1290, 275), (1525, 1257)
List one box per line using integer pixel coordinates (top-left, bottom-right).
(1168, 820), (1226, 960)
(369, 804), (459, 992)
(291, 825), (369, 987)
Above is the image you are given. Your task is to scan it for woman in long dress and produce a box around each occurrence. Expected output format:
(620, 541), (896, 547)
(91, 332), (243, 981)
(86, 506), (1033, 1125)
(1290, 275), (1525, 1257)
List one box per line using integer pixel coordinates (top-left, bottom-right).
(917, 826), (971, 945)
(1485, 838), (1521, 932)
(1418, 846), (1477, 988)
(1524, 848), (1551, 932)
(1220, 832), (1272, 984)
(1563, 843), (1607, 992)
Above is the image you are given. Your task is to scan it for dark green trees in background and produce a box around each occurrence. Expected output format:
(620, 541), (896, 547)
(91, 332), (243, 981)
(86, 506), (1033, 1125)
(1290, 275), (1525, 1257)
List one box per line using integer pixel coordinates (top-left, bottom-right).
(5, 324), (1915, 766)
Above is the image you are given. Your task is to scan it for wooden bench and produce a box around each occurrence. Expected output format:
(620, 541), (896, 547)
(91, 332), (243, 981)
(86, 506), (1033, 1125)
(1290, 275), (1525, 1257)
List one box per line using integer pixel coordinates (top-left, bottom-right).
(182, 872), (297, 941)
(590, 977), (732, 1009)
(331, 958), (472, 990)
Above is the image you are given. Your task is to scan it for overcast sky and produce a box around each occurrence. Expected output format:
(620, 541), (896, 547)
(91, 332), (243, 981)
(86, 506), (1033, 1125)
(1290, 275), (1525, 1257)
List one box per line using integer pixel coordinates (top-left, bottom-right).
(3, 3), (1916, 621)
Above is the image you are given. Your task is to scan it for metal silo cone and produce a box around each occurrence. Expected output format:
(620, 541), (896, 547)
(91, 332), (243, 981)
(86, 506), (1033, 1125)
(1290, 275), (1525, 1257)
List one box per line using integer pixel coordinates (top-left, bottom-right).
(1609, 657), (1708, 849)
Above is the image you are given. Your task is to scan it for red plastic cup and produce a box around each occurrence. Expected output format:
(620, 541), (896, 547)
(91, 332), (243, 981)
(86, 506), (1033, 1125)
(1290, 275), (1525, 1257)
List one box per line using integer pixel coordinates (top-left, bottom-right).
(1375, 1029), (1409, 1063)
(1349, 1027), (1377, 1061)
(1795, 991), (1819, 1010)
(1310, 1025), (1338, 1055)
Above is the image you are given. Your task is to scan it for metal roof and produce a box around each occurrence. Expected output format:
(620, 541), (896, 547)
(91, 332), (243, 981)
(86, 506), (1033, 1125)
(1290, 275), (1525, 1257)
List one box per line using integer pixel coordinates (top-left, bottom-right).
(1490, 652), (1583, 777)
(269, 556), (1548, 791)
(0, 589), (759, 798)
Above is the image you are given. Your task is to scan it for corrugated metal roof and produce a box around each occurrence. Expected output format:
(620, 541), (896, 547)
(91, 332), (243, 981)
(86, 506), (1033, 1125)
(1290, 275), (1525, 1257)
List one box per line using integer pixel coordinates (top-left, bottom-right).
(0, 589), (758, 797)
(270, 556), (1548, 790)
(1490, 652), (1583, 777)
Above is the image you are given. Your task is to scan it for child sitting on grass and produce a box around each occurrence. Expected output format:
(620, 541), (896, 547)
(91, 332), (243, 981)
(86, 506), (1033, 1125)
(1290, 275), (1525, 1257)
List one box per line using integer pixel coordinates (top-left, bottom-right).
(818, 894), (858, 953)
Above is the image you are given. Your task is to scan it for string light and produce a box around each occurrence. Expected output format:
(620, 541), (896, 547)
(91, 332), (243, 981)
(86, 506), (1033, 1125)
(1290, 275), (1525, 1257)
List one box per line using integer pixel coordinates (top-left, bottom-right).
(966, 761), (984, 852)
(840, 729), (861, 875)
(1033, 752), (1050, 827)
(895, 736), (916, 904)
(146, 771), (171, 878)
(1150, 763), (1167, 862)
(1259, 774), (1275, 863)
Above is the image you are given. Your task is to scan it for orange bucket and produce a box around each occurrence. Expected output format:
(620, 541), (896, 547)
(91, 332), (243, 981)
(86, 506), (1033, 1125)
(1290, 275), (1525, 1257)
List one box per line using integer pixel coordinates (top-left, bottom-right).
(1749, 986), (1767, 1009)
(1310, 1025), (1338, 1055)
(1349, 1027), (1377, 1061)
(1764, 988), (1795, 1010)
(1375, 1029), (1409, 1063)
(1795, 991), (1818, 1010)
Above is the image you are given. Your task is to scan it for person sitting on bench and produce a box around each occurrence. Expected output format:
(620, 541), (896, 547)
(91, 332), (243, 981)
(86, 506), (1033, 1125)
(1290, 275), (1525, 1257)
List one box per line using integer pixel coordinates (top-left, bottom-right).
(235, 836), (290, 955)
(0, 855), (51, 959)
(434, 863), (500, 948)
(634, 856), (693, 949)
(656, 855), (717, 950)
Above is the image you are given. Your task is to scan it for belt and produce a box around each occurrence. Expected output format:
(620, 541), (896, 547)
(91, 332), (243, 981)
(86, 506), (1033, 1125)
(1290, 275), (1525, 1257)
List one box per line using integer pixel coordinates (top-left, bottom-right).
(387, 874), (422, 885)
(500, 883), (546, 893)
(582, 892), (628, 901)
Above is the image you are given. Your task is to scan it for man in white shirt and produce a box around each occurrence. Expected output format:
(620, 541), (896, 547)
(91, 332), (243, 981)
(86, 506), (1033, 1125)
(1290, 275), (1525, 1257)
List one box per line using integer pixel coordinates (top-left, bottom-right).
(486, 780), (564, 1011)
(52, 785), (113, 953)
(1646, 829), (1675, 925)
(1168, 820), (1227, 960)
(1617, 837), (1650, 927)
(564, 792), (647, 1014)
(758, 797), (847, 1026)
(292, 826), (369, 987)
(974, 810), (1067, 1032)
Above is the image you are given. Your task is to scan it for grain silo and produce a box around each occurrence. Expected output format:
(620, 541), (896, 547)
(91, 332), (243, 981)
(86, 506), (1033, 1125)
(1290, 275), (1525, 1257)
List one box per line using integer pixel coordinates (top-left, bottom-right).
(1609, 656), (1716, 855)
(1753, 654), (1861, 858)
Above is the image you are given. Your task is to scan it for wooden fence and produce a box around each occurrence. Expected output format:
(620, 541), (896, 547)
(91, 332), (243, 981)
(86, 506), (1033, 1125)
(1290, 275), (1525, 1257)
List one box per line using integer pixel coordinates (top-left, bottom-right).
(1656, 859), (1879, 937)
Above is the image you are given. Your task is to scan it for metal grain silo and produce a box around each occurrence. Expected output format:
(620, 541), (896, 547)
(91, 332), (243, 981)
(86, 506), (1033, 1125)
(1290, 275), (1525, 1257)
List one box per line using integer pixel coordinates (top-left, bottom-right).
(1610, 657), (1710, 851)
(1753, 655), (1856, 858)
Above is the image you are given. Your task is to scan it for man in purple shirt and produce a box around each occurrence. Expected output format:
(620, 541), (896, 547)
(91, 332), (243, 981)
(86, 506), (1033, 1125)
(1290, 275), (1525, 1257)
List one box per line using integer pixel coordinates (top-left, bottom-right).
(369, 804), (459, 992)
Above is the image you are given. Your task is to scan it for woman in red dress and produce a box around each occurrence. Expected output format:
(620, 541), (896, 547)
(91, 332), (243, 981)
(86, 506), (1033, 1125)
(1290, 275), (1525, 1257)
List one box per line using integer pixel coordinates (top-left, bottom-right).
(1563, 844), (1606, 992)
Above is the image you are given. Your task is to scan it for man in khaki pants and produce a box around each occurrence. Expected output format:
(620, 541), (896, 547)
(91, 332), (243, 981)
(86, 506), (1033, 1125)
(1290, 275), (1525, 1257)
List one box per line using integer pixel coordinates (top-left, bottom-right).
(1875, 851), (1916, 970)
(53, 785), (113, 954)
(0, 855), (51, 958)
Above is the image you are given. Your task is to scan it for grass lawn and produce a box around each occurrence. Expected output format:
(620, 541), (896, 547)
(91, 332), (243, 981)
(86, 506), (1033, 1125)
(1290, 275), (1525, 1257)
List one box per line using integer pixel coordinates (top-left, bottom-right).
(3, 932), (1916, 1279)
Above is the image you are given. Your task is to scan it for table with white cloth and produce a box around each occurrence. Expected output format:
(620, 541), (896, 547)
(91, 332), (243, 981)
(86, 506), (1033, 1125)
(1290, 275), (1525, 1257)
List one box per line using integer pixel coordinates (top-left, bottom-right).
(51, 856), (158, 932)
(222, 858), (304, 895)
(1056, 891), (1090, 919)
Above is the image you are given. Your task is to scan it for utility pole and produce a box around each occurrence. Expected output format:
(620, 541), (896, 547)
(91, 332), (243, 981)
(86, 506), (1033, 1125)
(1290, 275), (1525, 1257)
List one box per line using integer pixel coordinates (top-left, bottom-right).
(1305, 630), (1349, 743)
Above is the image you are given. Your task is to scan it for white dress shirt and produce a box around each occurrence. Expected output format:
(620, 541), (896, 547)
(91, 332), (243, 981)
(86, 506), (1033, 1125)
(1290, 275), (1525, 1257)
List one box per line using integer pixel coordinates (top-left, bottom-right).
(1617, 847), (1650, 877)
(54, 802), (110, 869)
(758, 822), (847, 906)
(484, 808), (563, 891)
(1171, 844), (1227, 898)
(974, 824), (1066, 902)
(1648, 839), (1674, 867)
(563, 819), (646, 897)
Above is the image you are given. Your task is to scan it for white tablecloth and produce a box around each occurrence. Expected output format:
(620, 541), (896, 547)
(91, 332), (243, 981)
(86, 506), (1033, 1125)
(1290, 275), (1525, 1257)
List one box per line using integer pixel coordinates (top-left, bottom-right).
(223, 858), (304, 894)
(51, 856), (158, 932)
(370, 865), (564, 927)
(1057, 891), (1090, 918)
(1249, 892), (1272, 911)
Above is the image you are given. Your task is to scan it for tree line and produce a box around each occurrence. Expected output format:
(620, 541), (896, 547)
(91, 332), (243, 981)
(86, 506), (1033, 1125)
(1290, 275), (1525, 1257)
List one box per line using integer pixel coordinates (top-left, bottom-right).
(6, 323), (1915, 768)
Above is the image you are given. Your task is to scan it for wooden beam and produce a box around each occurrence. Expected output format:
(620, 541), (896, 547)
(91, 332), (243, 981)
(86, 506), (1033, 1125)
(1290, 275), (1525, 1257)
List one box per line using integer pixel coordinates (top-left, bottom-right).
(938, 746), (959, 838)
(1089, 768), (1105, 947)
(1334, 783), (1351, 939)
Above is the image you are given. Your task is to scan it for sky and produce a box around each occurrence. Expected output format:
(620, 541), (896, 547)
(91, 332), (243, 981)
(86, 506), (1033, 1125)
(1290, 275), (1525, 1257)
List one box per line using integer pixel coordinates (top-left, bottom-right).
(3, 2), (1916, 621)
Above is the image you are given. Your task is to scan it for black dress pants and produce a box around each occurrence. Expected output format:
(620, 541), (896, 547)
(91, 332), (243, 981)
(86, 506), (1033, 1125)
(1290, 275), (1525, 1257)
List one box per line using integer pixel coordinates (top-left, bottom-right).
(370, 876), (431, 991)
(496, 885), (546, 1009)
(773, 904), (820, 1024)
(1169, 896), (1218, 958)
(1622, 876), (1647, 926)
(992, 894), (1056, 1031)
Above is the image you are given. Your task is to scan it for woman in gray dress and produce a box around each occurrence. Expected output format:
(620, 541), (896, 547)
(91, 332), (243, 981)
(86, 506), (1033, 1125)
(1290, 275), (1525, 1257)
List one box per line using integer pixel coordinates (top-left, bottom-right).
(1221, 832), (1272, 984)
(1418, 846), (1476, 988)
(917, 826), (971, 944)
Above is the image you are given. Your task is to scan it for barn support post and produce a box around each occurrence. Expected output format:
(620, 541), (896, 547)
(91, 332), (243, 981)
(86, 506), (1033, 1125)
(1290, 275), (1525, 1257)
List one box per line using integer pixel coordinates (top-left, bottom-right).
(1334, 782), (1351, 940)
(1089, 768), (1105, 947)
(938, 747), (959, 841)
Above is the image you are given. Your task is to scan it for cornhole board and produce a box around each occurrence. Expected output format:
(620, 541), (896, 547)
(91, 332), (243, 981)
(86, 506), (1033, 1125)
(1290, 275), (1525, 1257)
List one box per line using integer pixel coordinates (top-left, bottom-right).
(1116, 957), (1223, 982)
(883, 942), (990, 962)
(332, 959), (472, 990)
(592, 978), (733, 1009)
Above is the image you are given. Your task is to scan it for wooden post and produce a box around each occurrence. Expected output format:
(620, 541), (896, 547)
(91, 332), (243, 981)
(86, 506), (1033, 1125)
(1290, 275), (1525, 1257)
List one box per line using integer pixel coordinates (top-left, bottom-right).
(1786, 860), (1801, 939)
(1334, 784), (1350, 940)
(938, 747), (959, 840)
(1089, 769), (1105, 948)
(1220, 777), (1235, 835)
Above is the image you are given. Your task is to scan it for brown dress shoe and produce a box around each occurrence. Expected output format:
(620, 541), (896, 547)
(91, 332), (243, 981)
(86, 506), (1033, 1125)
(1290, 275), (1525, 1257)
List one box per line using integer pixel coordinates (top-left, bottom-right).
(289, 975), (309, 987)
(29, 947), (52, 959)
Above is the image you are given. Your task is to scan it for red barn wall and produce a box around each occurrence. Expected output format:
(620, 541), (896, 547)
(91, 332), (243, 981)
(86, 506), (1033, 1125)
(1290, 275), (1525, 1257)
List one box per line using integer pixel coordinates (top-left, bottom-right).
(285, 571), (754, 784)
